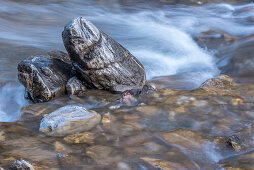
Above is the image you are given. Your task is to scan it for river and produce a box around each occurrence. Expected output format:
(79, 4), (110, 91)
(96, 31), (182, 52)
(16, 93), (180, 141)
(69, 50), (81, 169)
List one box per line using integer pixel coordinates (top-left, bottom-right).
(0, 0), (254, 169)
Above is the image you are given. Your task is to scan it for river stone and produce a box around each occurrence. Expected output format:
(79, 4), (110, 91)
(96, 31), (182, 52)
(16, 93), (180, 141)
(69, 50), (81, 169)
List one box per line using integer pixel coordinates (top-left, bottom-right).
(62, 17), (146, 90)
(199, 74), (236, 94)
(17, 51), (72, 102)
(219, 38), (254, 77)
(9, 159), (34, 170)
(39, 105), (101, 136)
(66, 76), (87, 95)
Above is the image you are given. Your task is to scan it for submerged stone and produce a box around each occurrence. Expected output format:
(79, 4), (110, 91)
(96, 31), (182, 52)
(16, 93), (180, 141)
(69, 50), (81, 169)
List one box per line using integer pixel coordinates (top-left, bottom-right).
(39, 105), (101, 136)
(17, 51), (72, 102)
(9, 159), (34, 170)
(62, 17), (146, 90)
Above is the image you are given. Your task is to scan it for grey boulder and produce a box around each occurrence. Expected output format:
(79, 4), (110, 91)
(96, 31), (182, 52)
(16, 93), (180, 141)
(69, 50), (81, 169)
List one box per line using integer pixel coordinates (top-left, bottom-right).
(62, 17), (146, 90)
(39, 105), (101, 136)
(18, 51), (72, 102)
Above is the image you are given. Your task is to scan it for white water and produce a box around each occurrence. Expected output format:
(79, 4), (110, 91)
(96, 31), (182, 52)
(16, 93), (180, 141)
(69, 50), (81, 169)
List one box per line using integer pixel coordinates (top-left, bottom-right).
(0, 1), (253, 122)
(0, 83), (28, 122)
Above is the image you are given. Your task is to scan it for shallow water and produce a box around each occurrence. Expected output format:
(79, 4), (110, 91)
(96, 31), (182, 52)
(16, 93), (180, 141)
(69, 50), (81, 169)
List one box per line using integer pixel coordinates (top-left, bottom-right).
(1, 0), (254, 121)
(0, 0), (254, 169)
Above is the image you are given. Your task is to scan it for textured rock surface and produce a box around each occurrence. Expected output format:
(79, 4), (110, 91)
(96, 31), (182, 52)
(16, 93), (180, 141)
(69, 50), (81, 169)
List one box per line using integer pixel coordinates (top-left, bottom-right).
(199, 74), (236, 94)
(39, 105), (101, 136)
(66, 76), (87, 95)
(18, 51), (72, 102)
(62, 17), (146, 90)
(9, 159), (34, 170)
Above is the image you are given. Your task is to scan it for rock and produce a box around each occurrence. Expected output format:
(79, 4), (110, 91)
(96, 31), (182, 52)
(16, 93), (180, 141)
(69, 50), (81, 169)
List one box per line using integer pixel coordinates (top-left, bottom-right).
(63, 132), (96, 144)
(8, 159), (34, 170)
(62, 17), (146, 90)
(219, 150), (254, 169)
(199, 74), (236, 94)
(195, 29), (238, 51)
(17, 50), (72, 102)
(226, 135), (241, 152)
(219, 38), (254, 77)
(39, 105), (101, 136)
(110, 85), (143, 93)
(136, 106), (160, 116)
(140, 157), (189, 170)
(66, 76), (87, 95)
(157, 129), (207, 150)
(86, 145), (122, 165)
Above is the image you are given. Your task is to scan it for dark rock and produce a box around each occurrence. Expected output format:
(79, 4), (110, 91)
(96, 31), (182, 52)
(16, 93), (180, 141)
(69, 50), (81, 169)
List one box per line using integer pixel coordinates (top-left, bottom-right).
(8, 159), (34, 170)
(219, 37), (254, 78)
(226, 135), (241, 152)
(125, 84), (156, 97)
(195, 29), (238, 51)
(62, 17), (146, 90)
(110, 85), (143, 93)
(66, 76), (87, 95)
(18, 51), (72, 102)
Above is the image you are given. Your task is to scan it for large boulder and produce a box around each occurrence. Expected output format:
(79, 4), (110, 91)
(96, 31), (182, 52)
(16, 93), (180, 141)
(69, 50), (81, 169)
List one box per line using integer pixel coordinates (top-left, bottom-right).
(62, 17), (146, 90)
(39, 105), (101, 136)
(18, 51), (72, 102)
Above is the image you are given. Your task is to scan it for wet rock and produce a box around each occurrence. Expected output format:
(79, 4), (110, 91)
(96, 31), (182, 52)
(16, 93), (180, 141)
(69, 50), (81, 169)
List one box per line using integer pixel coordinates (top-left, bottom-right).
(20, 104), (58, 120)
(220, 150), (254, 169)
(226, 135), (241, 152)
(136, 106), (160, 116)
(17, 51), (72, 102)
(140, 157), (189, 170)
(157, 129), (207, 150)
(199, 74), (236, 94)
(39, 105), (101, 136)
(110, 85), (143, 93)
(219, 38), (254, 77)
(9, 159), (34, 170)
(62, 17), (146, 90)
(63, 132), (96, 144)
(124, 142), (165, 155)
(195, 29), (238, 51)
(86, 145), (122, 165)
(66, 76), (87, 95)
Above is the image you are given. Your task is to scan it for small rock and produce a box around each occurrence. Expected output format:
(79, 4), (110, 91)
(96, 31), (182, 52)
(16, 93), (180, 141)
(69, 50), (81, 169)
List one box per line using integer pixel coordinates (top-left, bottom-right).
(116, 162), (131, 170)
(66, 76), (87, 95)
(17, 51), (72, 102)
(62, 17), (146, 90)
(63, 132), (96, 144)
(226, 135), (241, 152)
(199, 74), (236, 94)
(140, 157), (189, 170)
(8, 159), (34, 170)
(39, 105), (101, 136)
(136, 106), (159, 116)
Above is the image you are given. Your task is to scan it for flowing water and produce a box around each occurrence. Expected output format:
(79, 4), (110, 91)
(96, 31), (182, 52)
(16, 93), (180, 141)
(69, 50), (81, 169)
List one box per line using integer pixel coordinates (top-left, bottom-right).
(0, 0), (254, 169)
